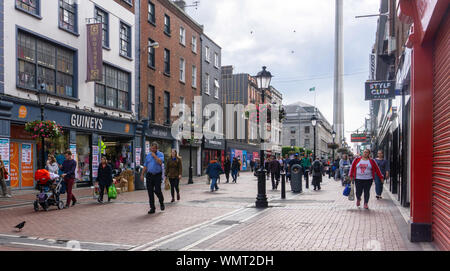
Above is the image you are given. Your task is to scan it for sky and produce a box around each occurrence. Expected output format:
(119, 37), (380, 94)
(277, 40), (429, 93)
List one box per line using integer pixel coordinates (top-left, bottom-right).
(186, 0), (381, 145)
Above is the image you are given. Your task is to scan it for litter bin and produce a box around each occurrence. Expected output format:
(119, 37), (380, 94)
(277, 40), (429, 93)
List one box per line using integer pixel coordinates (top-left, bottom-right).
(290, 164), (303, 193)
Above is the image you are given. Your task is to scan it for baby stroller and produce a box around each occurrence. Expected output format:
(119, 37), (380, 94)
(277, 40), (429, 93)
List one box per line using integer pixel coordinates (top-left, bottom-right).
(341, 165), (351, 186)
(33, 169), (65, 211)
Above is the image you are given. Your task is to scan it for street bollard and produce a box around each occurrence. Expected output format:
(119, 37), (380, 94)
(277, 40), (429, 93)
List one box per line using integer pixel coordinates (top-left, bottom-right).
(281, 172), (286, 199)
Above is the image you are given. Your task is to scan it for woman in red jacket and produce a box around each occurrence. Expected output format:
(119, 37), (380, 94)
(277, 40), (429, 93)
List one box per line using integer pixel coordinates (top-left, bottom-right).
(349, 149), (384, 209)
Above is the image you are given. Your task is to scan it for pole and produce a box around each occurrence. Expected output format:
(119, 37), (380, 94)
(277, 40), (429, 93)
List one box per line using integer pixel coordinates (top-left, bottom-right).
(188, 114), (193, 184)
(313, 125), (317, 161)
(256, 88), (268, 208)
(281, 172), (286, 199)
(40, 105), (45, 169)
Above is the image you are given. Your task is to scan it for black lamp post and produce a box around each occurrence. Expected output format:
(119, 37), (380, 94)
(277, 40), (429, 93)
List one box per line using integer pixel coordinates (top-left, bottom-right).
(255, 66), (272, 208)
(311, 114), (318, 161)
(188, 108), (194, 184)
(37, 84), (48, 169)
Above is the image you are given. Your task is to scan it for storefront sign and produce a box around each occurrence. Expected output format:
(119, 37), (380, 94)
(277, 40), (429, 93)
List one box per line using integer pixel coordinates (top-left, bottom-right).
(351, 133), (369, 143)
(9, 143), (19, 188)
(86, 23), (103, 82)
(149, 125), (174, 140)
(70, 114), (104, 130)
(365, 81), (396, 100)
(204, 138), (224, 150)
(18, 106), (27, 119)
(20, 143), (34, 187)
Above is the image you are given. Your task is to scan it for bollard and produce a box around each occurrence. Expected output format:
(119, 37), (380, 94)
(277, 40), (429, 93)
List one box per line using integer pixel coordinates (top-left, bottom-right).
(281, 172), (286, 199)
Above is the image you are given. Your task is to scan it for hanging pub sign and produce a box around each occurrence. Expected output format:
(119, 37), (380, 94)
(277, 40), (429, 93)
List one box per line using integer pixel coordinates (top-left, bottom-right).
(351, 133), (368, 143)
(86, 23), (103, 82)
(365, 80), (396, 100)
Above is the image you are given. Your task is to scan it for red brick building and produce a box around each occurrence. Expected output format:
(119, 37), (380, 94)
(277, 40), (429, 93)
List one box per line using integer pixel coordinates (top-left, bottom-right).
(138, 0), (203, 173)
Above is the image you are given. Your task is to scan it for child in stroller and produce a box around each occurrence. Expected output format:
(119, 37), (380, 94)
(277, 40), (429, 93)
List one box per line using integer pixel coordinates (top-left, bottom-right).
(33, 169), (65, 211)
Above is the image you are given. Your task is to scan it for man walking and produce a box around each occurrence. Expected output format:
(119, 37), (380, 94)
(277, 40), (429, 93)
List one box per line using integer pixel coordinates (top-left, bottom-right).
(60, 151), (77, 208)
(141, 142), (165, 214)
(311, 158), (324, 191)
(269, 155), (281, 190)
(301, 154), (311, 189)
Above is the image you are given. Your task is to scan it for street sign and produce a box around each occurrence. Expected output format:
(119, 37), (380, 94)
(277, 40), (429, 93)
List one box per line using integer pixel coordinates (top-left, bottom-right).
(365, 80), (396, 100)
(351, 133), (368, 143)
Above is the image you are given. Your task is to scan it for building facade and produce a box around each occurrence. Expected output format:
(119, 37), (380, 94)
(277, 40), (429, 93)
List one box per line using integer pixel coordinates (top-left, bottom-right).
(1, 0), (137, 190)
(200, 33), (224, 172)
(137, 0), (203, 177)
(282, 102), (333, 159)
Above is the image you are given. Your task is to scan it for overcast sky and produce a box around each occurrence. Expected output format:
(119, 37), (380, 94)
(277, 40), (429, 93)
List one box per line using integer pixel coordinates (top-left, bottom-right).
(187, 0), (381, 144)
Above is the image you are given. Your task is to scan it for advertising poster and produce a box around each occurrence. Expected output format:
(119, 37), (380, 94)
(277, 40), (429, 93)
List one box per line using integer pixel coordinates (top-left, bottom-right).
(0, 139), (10, 183)
(21, 143), (34, 187)
(92, 146), (99, 178)
(145, 141), (150, 154)
(135, 148), (141, 166)
(9, 142), (19, 188)
(242, 150), (248, 171)
(70, 144), (79, 180)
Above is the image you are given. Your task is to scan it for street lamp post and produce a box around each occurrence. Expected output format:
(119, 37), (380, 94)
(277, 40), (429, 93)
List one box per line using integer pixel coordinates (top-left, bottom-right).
(37, 84), (48, 169)
(188, 108), (194, 184)
(311, 115), (318, 161)
(255, 66), (272, 208)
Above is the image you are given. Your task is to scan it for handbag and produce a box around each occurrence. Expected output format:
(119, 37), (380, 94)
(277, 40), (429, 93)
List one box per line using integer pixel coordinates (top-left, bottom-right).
(108, 184), (117, 199)
(348, 181), (355, 201)
(343, 184), (351, 196)
(164, 178), (170, 190)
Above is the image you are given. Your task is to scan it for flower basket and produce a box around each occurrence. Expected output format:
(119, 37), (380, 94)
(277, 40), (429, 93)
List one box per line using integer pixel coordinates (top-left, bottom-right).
(25, 120), (64, 140)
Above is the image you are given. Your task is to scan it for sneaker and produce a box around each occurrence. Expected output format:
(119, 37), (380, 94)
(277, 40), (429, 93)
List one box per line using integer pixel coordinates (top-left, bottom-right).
(5, 194), (12, 198)
(171, 198), (175, 203)
(211, 189), (214, 192)
(160, 204), (165, 211)
(148, 209), (155, 214)
(356, 200), (361, 207)
(364, 203), (369, 209)
(97, 198), (103, 204)
(177, 194), (180, 201)
(72, 199), (77, 206)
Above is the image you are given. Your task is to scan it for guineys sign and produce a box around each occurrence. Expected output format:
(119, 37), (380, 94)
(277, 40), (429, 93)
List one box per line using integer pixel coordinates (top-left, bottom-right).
(365, 80), (396, 100)
(71, 114), (103, 130)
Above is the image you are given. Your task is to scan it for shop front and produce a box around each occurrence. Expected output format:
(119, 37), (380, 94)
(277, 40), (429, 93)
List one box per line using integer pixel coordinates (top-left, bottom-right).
(202, 137), (225, 173)
(8, 100), (136, 189)
(226, 141), (260, 172)
(145, 124), (175, 171)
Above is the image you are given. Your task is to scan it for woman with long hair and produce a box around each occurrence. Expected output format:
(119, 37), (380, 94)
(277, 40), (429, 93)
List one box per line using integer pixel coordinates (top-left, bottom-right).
(46, 154), (59, 175)
(374, 150), (390, 199)
(97, 156), (113, 203)
(165, 149), (182, 202)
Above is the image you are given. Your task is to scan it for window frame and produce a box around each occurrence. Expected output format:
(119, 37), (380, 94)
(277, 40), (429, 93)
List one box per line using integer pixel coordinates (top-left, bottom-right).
(148, 84), (155, 121)
(94, 62), (131, 112)
(164, 49), (171, 76)
(147, 38), (155, 69)
(204, 73), (210, 95)
(214, 79), (219, 99)
(214, 52), (219, 68)
(119, 21), (132, 59)
(15, 0), (41, 19)
(192, 65), (197, 88)
(179, 57), (185, 83)
(148, 1), (156, 25)
(58, 0), (78, 35)
(163, 91), (171, 125)
(191, 36), (197, 54)
(94, 6), (110, 49)
(205, 46), (210, 63)
(16, 27), (78, 100)
(305, 126), (310, 134)
(164, 14), (171, 36)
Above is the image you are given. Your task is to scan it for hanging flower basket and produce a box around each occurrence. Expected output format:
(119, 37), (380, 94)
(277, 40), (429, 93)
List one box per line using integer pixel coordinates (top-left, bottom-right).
(25, 120), (64, 140)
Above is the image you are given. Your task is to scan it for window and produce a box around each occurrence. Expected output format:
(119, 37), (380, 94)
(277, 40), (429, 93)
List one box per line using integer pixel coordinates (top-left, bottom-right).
(191, 36), (197, 53)
(164, 49), (170, 75)
(95, 64), (130, 111)
(59, 0), (77, 33)
(205, 73), (210, 95)
(205, 46), (210, 62)
(305, 126), (310, 134)
(180, 27), (186, 46)
(164, 91), (170, 124)
(179, 58), (185, 82)
(290, 127), (296, 134)
(304, 139), (310, 148)
(148, 39), (155, 68)
(214, 52), (219, 68)
(16, 0), (40, 16)
(192, 65), (197, 88)
(123, 0), (132, 5)
(214, 79), (219, 99)
(17, 31), (75, 97)
(120, 22), (131, 58)
(164, 14), (171, 35)
(290, 139), (296, 146)
(148, 1), (155, 24)
(148, 85), (155, 121)
(95, 7), (109, 48)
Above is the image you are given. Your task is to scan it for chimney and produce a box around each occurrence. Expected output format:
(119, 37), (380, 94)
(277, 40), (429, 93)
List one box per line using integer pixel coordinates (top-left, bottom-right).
(173, 0), (186, 11)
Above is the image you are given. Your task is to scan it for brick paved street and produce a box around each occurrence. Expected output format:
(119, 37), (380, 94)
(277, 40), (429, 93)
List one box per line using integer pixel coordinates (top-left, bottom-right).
(0, 172), (432, 251)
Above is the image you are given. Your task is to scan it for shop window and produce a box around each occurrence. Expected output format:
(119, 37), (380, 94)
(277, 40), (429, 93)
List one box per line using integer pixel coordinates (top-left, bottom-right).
(76, 134), (91, 183)
(95, 64), (130, 111)
(17, 30), (75, 97)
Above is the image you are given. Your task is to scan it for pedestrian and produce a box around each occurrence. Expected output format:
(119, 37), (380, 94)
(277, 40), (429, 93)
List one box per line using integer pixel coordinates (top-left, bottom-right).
(339, 154), (351, 186)
(284, 154), (291, 182)
(269, 155), (281, 190)
(224, 156), (231, 183)
(140, 142), (165, 214)
(60, 151), (77, 208)
(237, 157), (242, 176)
(97, 156), (113, 203)
(311, 158), (324, 190)
(231, 157), (240, 183)
(165, 149), (182, 203)
(0, 155), (11, 198)
(349, 149), (384, 209)
(206, 156), (224, 192)
(374, 150), (390, 200)
(301, 154), (311, 188)
(46, 154), (59, 175)
(250, 160), (255, 172)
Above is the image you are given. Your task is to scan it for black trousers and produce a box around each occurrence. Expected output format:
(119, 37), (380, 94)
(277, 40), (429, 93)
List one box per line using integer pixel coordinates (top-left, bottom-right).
(304, 170), (309, 188)
(271, 172), (280, 189)
(225, 171), (230, 182)
(355, 179), (373, 204)
(146, 173), (164, 210)
(169, 178), (180, 198)
(98, 182), (111, 201)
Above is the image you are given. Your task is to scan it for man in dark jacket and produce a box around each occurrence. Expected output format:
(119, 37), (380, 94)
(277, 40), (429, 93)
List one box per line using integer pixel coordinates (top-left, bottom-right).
(231, 157), (240, 183)
(224, 156), (231, 183)
(311, 158), (324, 191)
(97, 156), (113, 203)
(269, 155), (281, 190)
(60, 151), (77, 208)
(206, 158), (224, 192)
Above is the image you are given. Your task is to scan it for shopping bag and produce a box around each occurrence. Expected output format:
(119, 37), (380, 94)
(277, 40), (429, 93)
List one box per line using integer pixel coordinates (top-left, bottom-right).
(343, 184), (351, 196)
(108, 184), (117, 199)
(348, 182), (355, 201)
(164, 178), (170, 191)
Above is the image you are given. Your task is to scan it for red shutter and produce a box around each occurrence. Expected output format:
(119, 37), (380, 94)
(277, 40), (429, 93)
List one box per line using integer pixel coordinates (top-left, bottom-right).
(432, 10), (450, 251)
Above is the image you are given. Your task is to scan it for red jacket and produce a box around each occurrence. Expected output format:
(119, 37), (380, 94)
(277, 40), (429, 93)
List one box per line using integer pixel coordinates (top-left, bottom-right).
(349, 157), (384, 180)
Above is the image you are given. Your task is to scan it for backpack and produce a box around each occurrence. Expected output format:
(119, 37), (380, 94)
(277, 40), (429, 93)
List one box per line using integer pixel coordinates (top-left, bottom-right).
(313, 161), (321, 173)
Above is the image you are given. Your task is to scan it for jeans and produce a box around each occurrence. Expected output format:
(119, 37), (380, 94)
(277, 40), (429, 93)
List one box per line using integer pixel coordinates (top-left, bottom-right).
(98, 182), (111, 201)
(0, 178), (7, 196)
(231, 169), (238, 182)
(169, 178), (180, 198)
(355, 179), (373, 204)
(225, 171), (230, 182)
(146, 173), (164, 210)
(271, 172), (280, 189)
(65, 178), (76, 206)
(374, 175), (383, 196)
(210, 177), (218, 191)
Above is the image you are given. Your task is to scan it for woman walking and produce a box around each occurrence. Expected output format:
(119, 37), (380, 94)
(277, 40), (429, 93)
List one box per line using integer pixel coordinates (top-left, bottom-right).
(374, 150), (390, 200)
(97, 156), (113, 203)
(224, 156), (231, 183)
(349, 149), (384, 209)
(46, 155), (59, 175)
(231, 157), (240, 183)
(165, 149), (182, 202)
(0, 155), (11, 198)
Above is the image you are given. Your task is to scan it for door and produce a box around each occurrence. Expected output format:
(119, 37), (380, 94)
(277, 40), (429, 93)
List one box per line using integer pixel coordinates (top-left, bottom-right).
(10, 142), (36, 189)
